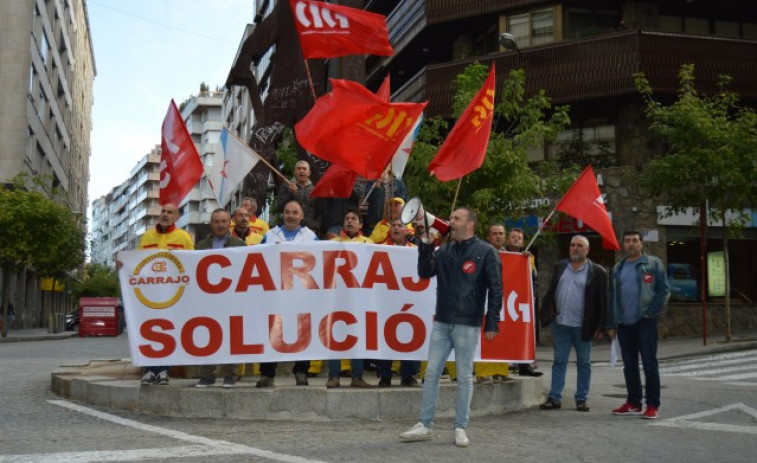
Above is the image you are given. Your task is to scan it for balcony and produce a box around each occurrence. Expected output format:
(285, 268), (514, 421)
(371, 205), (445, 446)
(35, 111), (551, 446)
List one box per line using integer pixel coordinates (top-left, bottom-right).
(420, 30), (757, 117)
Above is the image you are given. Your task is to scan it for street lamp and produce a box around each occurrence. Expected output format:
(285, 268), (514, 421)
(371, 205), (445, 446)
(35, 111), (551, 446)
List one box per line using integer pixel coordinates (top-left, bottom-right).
(498, 32), (521, 54)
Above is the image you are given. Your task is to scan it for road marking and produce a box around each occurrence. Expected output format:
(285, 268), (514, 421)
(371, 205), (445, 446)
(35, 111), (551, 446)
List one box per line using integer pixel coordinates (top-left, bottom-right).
(0, 400), (330, 463)
(652, 403), (757, 435)
(660, 354), (757, 373)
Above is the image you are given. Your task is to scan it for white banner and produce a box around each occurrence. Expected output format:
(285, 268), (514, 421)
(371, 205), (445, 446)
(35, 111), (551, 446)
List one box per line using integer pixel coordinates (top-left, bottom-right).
(119, 242), (525, 366)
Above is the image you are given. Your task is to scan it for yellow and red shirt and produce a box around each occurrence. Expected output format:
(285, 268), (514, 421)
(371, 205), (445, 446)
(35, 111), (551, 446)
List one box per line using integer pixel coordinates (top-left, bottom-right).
(138, 224), (194, 250)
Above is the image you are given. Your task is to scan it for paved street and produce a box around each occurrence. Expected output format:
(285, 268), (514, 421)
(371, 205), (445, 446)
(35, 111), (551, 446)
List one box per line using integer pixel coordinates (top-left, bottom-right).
(1, 333), (756, 462)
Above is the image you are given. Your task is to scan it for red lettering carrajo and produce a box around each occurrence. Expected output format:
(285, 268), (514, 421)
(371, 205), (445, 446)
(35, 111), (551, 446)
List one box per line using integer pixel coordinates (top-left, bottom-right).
(194, 250), (430, 294)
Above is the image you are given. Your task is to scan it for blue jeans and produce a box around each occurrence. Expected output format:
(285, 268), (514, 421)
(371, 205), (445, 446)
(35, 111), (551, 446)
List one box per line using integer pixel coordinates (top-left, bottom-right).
(548, 322), (592, 403)
(328, 359), (364, 379)
(618, 317), (660, 407)
(419, 321), (479, 430)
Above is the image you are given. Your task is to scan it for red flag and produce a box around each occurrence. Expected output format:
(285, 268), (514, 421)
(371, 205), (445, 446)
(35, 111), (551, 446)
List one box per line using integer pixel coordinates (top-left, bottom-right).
(310, 164), (358, 198)
(428, 63), (496, 182)
(555, 165), (621, 251)
(376, 74), (391, 102)
(159, 99), (203, 206)
(290, 0), (393, 58)
(294, 79), (426, 180)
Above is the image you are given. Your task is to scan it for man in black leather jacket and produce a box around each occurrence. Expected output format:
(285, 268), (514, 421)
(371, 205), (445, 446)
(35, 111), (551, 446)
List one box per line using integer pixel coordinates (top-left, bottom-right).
(400, 207), (502, 448)
(538, 235), (609, 413)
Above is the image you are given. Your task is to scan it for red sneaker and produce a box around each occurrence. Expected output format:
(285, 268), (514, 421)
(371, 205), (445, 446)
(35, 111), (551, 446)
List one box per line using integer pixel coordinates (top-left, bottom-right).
(643, 406), (659, 419)
(612, 402), (642, 416)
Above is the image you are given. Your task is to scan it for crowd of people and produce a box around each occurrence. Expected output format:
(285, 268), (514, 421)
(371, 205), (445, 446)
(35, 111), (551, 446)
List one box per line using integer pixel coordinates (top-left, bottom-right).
(133, 160), (671, 448)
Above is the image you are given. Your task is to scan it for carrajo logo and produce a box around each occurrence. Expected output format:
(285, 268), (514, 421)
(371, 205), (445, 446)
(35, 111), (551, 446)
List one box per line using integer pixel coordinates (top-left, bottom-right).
(129, 252), (189, 309)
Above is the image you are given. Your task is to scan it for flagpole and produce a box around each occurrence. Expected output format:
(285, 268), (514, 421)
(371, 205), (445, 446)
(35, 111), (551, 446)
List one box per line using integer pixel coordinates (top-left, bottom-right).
(450, 177), (463, 216)
(303, 59), (318, 103)
(226, 128), (291, 185)
(524, 208), (557, 252)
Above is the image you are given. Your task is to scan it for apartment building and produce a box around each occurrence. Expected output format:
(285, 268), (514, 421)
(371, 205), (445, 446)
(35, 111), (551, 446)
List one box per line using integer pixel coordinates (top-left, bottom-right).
(365, 0), (757, 303)
(0, 0), (95, 327)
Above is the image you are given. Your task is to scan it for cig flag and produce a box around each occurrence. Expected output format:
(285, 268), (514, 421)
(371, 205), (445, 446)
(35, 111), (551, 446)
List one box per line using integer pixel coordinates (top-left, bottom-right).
(160, 99), (203, 206)
(290, 0), (393, 58)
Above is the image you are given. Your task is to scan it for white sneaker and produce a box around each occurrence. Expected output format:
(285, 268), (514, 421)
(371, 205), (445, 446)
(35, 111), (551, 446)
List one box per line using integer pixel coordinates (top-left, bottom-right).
(140, 371), (155, 384)
(400, 422), (431, 441)
(454, 428), (469, 447)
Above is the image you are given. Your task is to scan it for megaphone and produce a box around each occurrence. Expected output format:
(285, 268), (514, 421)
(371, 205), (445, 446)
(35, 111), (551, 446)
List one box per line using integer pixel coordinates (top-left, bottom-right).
(401, 197), (450, 237)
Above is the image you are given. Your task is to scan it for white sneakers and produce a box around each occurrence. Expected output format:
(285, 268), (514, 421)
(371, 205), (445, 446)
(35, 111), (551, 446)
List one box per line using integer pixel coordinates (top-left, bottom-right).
(400, 423), (470, 447)
(400, 422), (431, 440)
(454, 428), (469, 447)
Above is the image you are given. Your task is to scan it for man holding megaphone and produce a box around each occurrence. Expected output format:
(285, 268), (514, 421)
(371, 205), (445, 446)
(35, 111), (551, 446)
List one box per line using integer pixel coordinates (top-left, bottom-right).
(399, 205), (503, 448)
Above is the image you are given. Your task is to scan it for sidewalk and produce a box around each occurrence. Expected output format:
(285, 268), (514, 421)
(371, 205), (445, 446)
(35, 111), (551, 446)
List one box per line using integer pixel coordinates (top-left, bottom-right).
(535, 330), (757, 364)
(0, 327), (78, 342)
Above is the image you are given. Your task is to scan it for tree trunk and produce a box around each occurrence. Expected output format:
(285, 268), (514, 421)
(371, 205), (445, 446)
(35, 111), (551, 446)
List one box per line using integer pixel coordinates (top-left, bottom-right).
(1, 265), (10, 338)
(723, 216), (732, 342)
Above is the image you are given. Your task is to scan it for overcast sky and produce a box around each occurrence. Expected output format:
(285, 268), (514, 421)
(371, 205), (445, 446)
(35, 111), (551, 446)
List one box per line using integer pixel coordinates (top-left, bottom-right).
(86, 0), (253, 203)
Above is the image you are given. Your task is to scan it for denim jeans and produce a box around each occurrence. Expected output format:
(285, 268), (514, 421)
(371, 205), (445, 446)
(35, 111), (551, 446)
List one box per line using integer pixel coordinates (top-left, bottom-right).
(548, 322), (592, 403)
(327, 359), (365, 379)
(419, 321), (479, 429)
(618, 317), (660, 407)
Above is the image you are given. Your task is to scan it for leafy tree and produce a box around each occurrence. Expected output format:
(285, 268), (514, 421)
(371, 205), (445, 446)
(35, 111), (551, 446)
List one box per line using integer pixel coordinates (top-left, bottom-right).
(73, 263), (121, 300)
(635, 64), (757, 341)
(0, 175), (86, 337)
(403, 63), (575, 236)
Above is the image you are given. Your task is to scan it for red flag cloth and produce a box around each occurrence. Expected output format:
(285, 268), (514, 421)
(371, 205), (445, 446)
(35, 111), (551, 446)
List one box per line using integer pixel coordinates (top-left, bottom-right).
(290, 0), (393, 58)
(294, 78), (426, 180)
(480, 252), (536, 362)
(310, 163), (358, 198)
(159, 99), (203, 206)
(555, 165), (621, 251)
(376, 74), (391, 102)
(428, 63), (496, 181)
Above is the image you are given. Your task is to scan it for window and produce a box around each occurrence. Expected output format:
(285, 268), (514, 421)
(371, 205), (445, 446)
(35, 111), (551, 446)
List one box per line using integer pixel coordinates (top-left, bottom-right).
(506, 9), (554, 48)
(40, 32), (50, 65)
(548, 125), (616, 168)
(567, 8), (619, 39)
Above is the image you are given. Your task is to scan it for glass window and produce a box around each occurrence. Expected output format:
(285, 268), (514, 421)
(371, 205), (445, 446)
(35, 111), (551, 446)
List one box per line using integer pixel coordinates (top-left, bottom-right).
(684, 17), (709, 34)
(715, 20), (740, 38)
(548, 125), (616, 168)
(659, 15), (682, 32)
(506, 9), (554, 48)
(40, 32), (49, 65)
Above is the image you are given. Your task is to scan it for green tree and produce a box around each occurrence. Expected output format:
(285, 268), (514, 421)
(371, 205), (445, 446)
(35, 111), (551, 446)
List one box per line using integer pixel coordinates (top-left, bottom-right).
(0, 175), (86, 337)
(635, 64), (757, 341)
(73, 263), (121, 300)
(403, 63), (575, 236)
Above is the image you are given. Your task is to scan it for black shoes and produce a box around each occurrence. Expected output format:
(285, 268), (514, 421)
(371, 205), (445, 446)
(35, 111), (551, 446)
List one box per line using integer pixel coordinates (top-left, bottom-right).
(539, 397), (562, 410)
(518, 365), (543, 377)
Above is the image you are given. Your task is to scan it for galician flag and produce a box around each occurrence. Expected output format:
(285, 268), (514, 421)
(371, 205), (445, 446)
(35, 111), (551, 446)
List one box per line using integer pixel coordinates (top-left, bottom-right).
(209, 128), (260, 207)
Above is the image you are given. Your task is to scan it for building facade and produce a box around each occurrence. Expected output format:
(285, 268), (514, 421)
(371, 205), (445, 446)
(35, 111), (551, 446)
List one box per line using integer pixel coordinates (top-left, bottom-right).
(176, 91), (224, 239)
(0, 0), (95, 328)
(365, 0), (757, 308)
(89, 148), (162, 268)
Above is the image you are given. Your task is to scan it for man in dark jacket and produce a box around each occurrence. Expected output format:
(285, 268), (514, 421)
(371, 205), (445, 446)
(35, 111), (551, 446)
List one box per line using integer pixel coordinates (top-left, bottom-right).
(400, 207), (502, 448)
(194, 209), (246, 388)
(538, 235), (609, 412)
